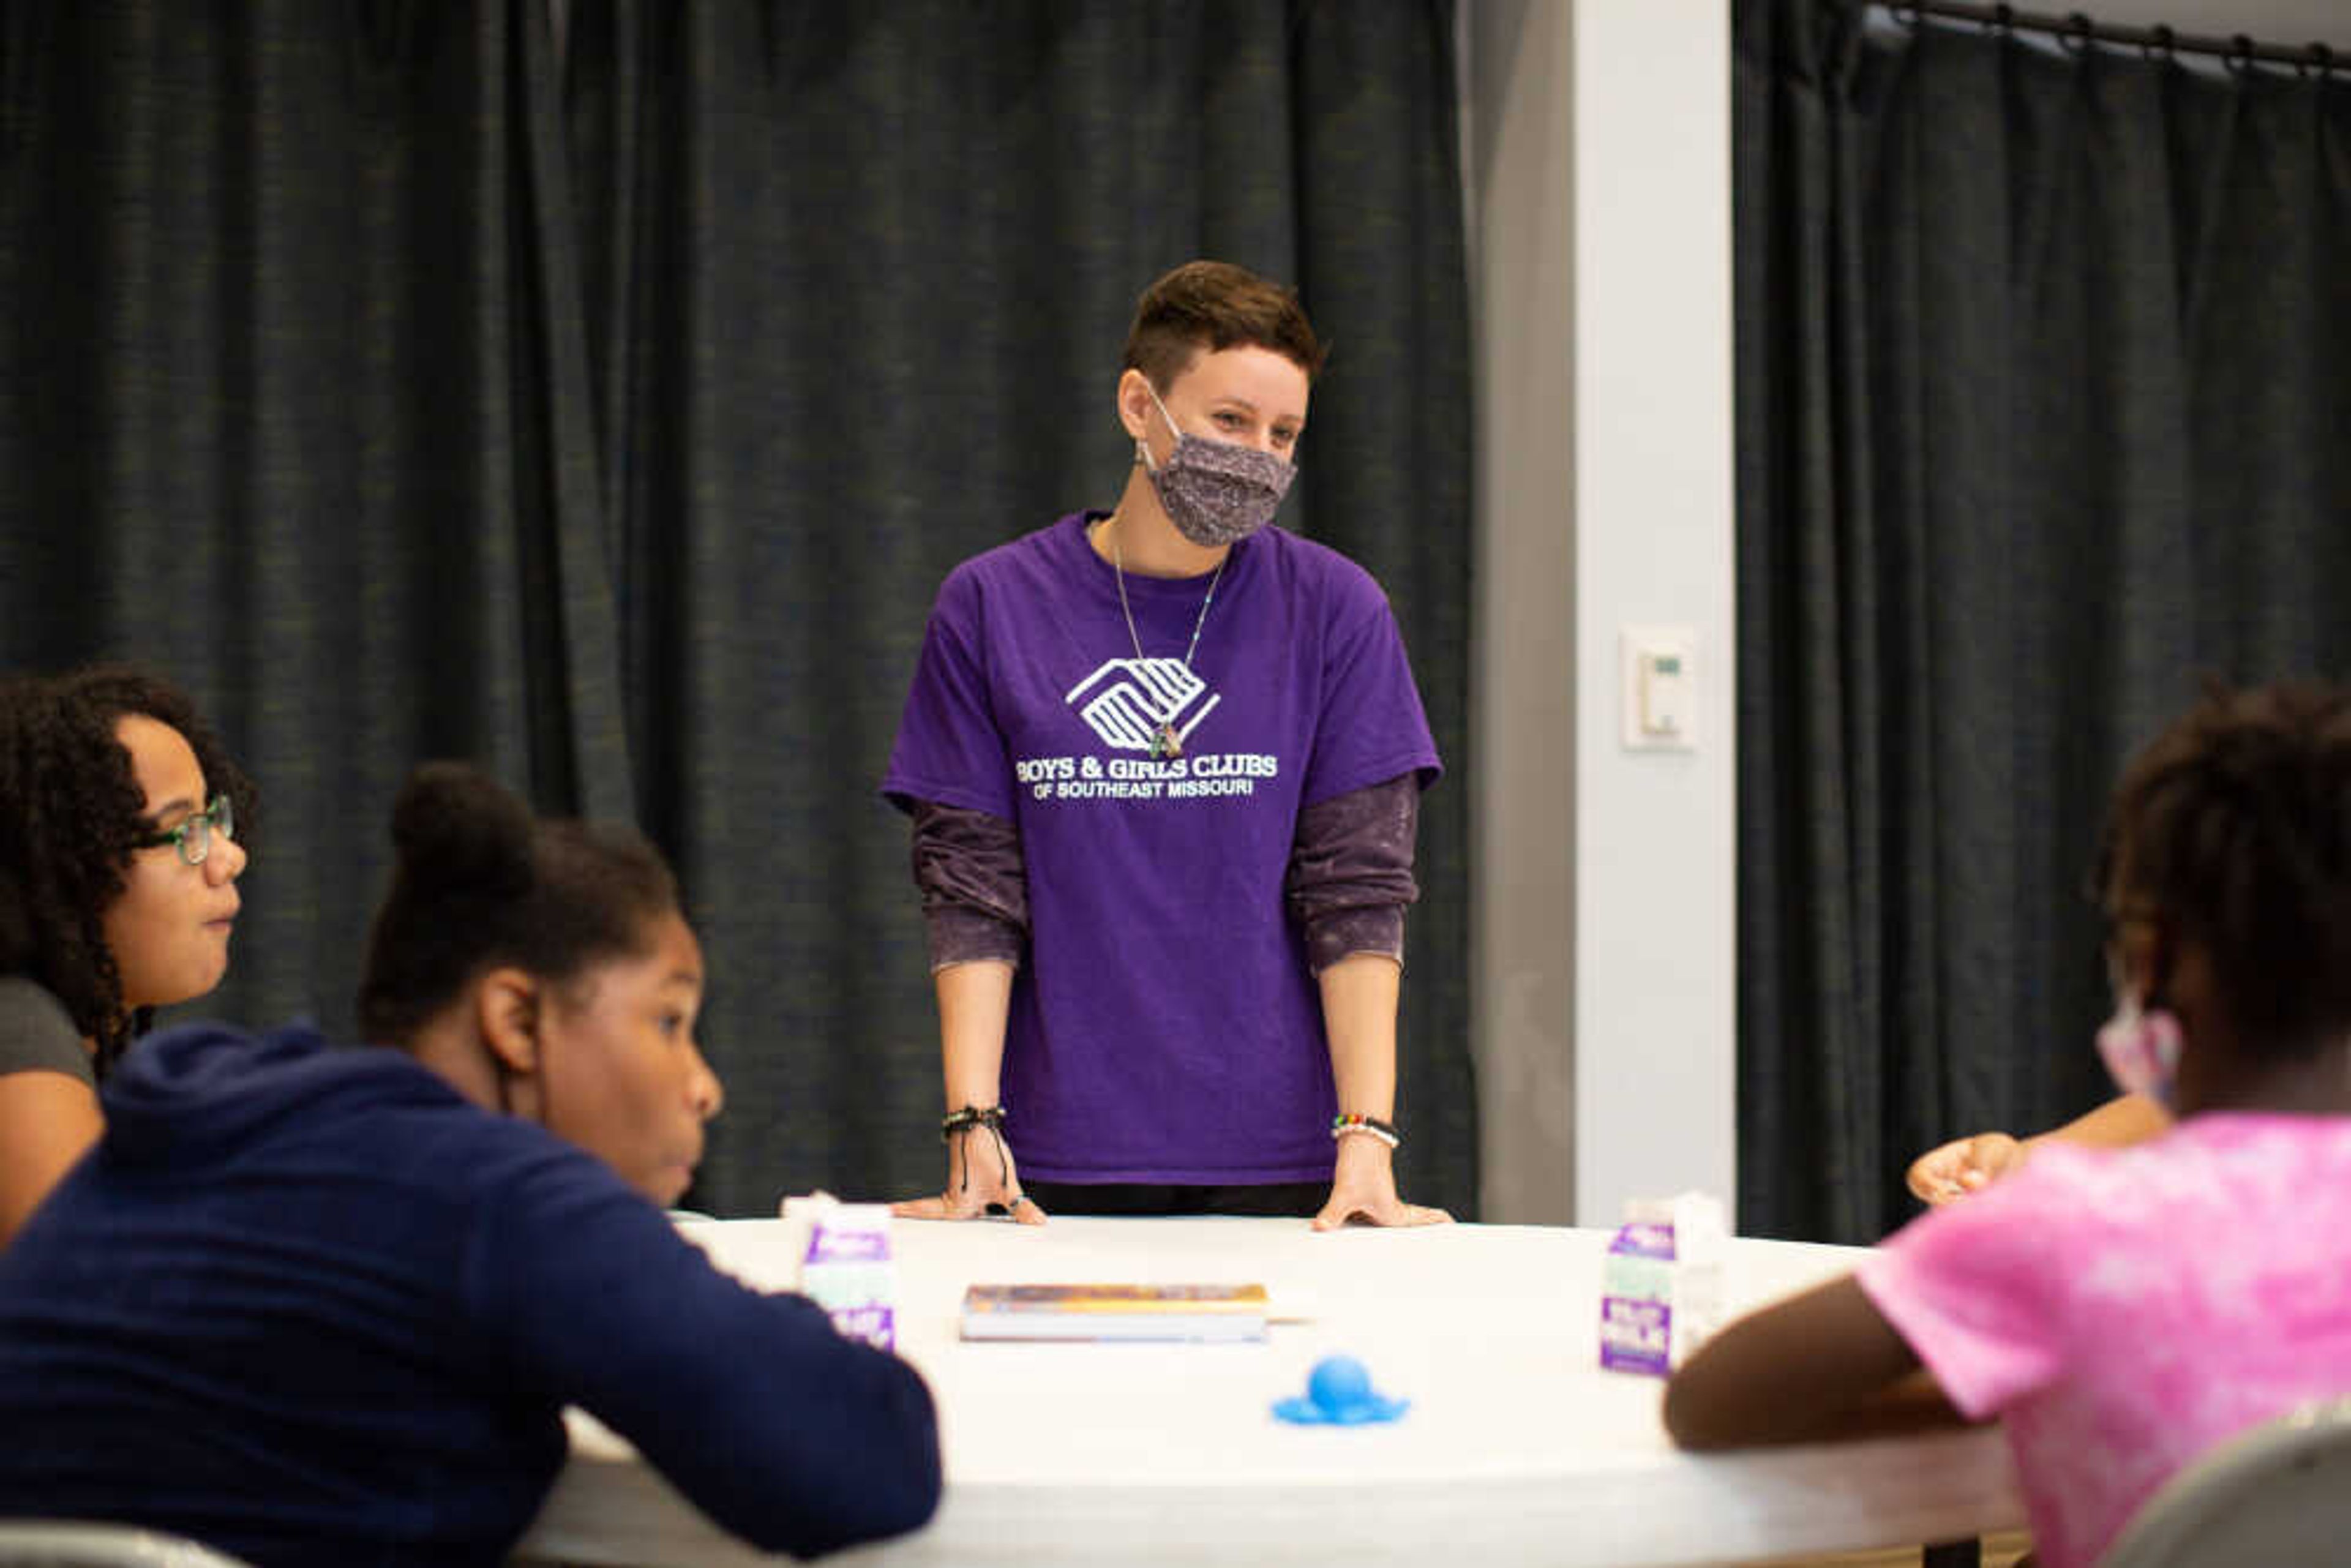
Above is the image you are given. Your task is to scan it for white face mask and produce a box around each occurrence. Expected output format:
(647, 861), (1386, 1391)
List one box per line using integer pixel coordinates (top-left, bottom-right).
(2095, 975), (2184, 1109)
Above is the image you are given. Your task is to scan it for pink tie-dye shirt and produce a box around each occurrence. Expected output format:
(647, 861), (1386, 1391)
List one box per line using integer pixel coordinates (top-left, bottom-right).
(1856, 1112), (2351, 1568)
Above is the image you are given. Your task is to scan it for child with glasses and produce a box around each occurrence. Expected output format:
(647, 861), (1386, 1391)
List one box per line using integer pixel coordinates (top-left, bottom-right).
(0, 762), (940, 1564)
(1665, 680), (2351, 1568)
(0, 665), (252, 1246)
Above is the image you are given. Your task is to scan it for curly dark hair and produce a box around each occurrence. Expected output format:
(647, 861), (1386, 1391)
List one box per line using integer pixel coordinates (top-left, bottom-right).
(0, 665), (257, 1075)
(2097, 678), (2351, 1066)
(356, 762), (678, 1048)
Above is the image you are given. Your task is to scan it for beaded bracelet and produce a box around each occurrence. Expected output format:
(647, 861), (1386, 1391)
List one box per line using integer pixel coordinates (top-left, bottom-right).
(1330, 1112), (1401, 1149)
(940, 1105), (1007, 1141)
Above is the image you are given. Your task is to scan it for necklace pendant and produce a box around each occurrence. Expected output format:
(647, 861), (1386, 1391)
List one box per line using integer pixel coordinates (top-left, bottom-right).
(1151, 723), (1183, 761)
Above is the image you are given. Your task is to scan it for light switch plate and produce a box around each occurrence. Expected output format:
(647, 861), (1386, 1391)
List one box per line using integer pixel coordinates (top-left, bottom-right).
(1620, 626), (1697, 751)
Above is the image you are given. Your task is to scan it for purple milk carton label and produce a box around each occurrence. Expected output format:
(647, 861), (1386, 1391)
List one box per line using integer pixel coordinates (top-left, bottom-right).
(1610, 1221), (1677, 1259)
(827, 1302), (898, 1350)
(1599, 1296), (1674, 1376)
(1599, 1196), (1727, 1376)
(1599, 1217), (1679, 1376)
(800, 1210), (896, 1351)
(804, 1226), (891, 1264)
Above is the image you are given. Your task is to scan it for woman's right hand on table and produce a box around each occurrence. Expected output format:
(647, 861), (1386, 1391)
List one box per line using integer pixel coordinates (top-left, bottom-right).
(890, 1130), (1049, 1225)
(1904, 1130), (2025, 1204)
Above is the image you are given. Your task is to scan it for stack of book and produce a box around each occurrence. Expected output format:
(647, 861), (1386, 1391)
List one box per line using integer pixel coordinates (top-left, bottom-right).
(959, 1282), (1272, 1343)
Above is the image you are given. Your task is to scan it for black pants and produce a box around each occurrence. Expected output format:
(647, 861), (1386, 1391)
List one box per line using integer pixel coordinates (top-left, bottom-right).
(1019, 1180), (1326, 1219)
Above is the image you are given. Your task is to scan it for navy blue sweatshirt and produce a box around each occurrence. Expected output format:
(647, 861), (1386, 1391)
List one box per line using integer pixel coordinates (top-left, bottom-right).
(0, 1022), (940, 1565)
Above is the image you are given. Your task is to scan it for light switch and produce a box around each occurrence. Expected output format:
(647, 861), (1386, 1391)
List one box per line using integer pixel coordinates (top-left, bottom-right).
(1621, 626), (1697, 751)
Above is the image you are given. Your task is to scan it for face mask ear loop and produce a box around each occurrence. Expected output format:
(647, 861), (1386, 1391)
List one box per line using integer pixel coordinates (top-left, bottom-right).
(2109, 917), (2172, 1016)
(1141, 380), (1187, 473)
(2141, 924), (2175, 1021)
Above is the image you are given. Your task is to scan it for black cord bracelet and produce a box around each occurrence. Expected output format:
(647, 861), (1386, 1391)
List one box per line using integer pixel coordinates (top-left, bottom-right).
(940, 1104), (1007, 1141)
(940, 1105), (1011, 1196)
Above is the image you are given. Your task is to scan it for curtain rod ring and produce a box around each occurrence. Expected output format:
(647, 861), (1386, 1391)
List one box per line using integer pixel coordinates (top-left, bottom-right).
(2059, 12), (2095, 56)
(2140, 24), (2175, 62)
(2303, 42), (2334, 78)
(1990, 4), (2015, 38)
(2224, 34), (2256, 73)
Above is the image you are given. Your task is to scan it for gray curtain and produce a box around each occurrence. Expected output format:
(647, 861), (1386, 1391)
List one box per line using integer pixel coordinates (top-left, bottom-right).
(1, 1), (1475, 1220)
(562, 0), (1475, 1217)
(0, 0), (626, 1070)
(1736, 0), (2351, 1243)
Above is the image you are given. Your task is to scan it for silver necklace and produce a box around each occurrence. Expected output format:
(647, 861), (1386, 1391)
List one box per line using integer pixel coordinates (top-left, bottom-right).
(1107, 519), (1225, 761)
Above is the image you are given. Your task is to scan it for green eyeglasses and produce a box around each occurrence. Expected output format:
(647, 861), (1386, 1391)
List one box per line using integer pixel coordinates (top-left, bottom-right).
(134, 794), (236, 867)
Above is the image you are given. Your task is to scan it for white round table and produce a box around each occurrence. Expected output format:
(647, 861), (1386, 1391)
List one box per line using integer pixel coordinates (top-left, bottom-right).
(516, 1216), (2023, 1567)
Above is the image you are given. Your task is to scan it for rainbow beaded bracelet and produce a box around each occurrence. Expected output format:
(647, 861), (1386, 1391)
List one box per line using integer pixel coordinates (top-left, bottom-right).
(1330, 1113), (1401, 1149)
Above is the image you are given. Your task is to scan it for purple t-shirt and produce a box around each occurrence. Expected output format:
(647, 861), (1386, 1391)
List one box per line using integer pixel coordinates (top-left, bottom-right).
(883, 512), (1440, 1184)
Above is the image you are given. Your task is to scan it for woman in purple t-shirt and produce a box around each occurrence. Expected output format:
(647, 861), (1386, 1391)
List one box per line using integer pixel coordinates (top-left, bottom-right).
(882, 260), (1449, 1229)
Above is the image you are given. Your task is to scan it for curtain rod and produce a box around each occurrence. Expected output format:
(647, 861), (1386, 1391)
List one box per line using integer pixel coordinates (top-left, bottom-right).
(1888, 2), (2340, 72)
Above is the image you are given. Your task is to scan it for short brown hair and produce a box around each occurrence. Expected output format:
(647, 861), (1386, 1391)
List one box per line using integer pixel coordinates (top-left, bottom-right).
(1122, 260), (1326, 391)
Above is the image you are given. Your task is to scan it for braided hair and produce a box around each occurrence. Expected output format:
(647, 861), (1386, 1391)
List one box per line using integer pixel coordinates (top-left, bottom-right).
(0, 666), (256, 1075)
(2097, 679), (2351, 1066)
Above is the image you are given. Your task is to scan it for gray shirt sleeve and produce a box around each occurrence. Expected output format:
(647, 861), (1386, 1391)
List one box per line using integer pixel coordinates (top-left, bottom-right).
(909, 801), (1027, 972)
(1285, 773), (1423, 975)
(913, 774), (1424, 979)
(0, 977), (95, 1088)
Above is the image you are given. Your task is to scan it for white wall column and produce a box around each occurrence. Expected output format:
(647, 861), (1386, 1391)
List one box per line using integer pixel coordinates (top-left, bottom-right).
(1568, 0), (1736, 1227)
(1468, 0), (1578, 1225)
(1469, 0), (1736, 1228)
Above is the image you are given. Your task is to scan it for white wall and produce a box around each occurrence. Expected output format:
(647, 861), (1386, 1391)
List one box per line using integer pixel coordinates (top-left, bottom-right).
(1468, 0), (1579, 1226)
(1469, 0), (1736, 1228)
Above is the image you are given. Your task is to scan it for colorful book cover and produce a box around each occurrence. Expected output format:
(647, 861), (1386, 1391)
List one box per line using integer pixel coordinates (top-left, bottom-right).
(959, 1283), (1270, 1342)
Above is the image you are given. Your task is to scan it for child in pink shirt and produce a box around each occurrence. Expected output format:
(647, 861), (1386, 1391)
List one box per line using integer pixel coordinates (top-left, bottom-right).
(1664, 680), (2351, 1568)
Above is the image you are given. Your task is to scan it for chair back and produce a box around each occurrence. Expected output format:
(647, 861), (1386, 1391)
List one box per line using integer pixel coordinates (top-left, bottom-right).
(2098, 1397), (2351, 1567)
(0, 1523), (252, 1567)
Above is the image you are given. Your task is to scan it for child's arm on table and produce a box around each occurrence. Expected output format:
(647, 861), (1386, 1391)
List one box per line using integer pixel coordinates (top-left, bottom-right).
(1663, 1275), (1969, 1450)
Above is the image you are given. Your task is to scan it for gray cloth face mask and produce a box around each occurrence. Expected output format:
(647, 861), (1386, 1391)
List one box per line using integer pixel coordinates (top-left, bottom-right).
(1139, 381), (1297, 548)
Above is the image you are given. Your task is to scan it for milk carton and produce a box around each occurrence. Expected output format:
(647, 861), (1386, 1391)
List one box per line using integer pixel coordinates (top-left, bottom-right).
(782, 1194), (897, 1351)
(1597, 1191), (1726, 1376)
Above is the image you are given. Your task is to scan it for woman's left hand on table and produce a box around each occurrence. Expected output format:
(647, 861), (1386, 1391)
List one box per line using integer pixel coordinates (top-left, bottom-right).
(1311, 1135), (1452, 1229)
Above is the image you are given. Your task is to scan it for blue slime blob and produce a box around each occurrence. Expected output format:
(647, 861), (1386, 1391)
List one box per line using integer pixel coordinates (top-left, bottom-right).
(1272, 1354), (1410, 1425)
